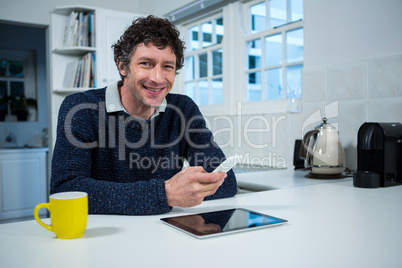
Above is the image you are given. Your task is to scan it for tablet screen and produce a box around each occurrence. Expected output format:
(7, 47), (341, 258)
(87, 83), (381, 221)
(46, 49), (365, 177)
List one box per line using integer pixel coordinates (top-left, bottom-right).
(161, 208), (287, 239)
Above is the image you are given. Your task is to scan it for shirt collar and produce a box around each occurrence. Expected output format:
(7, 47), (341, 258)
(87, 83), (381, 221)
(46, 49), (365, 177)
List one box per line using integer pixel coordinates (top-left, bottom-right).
(105, 82), (167, 119)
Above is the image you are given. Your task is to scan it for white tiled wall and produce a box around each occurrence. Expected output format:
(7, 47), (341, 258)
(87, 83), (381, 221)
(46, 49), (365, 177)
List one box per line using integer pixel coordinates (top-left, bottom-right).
(327, 61), (367, 101)
(368, 54), (402, 98)
(210, 53), (402, 171)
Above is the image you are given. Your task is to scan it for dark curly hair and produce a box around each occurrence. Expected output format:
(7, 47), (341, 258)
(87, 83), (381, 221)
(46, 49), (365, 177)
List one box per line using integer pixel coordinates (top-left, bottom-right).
(112, 15), (185, 81)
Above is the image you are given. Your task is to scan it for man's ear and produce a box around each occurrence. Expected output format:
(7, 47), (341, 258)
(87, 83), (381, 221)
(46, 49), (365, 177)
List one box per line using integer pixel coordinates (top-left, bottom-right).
(117, 60), (127, 76)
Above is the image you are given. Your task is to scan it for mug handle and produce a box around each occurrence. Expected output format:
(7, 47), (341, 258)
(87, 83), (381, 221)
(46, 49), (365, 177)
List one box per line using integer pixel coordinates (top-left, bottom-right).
(34, 203), (53, 232)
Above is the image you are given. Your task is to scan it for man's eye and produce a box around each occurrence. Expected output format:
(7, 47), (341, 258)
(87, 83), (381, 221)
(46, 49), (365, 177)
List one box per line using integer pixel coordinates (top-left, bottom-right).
(140, 62), (151, 66)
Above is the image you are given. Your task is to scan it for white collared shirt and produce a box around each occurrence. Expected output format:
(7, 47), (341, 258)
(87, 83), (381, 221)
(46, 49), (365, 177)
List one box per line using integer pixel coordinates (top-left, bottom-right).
(105, 82), (167, 119)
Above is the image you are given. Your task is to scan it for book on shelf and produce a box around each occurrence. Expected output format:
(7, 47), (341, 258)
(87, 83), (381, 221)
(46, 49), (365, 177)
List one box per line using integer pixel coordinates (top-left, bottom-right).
(63, 52), (96, 89)
(63, 11), (95, 47)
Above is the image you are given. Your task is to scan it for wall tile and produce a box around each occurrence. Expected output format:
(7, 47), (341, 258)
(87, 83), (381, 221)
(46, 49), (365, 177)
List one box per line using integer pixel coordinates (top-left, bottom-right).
(236, 114), (277, 159)
(302, 67), (326, 102)
(337, 100), (367, 170)
(327, 61), (367, 101)
(262, 113), (289, 168)
(368, 54), (402, 98)
(209, 113), (291, 168)
(215, 55), (402, 170)
(290, 101), (327, 140)
(367, 97), (402, 122)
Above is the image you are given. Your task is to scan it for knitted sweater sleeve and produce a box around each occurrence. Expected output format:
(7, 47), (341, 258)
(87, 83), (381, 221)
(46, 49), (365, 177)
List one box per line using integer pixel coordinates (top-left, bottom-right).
(50, 93), (171, 215)
(183, 97), (238, 200)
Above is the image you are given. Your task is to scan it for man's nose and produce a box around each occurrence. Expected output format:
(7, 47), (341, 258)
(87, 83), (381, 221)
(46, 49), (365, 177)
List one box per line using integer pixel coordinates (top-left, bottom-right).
(149, 66), (164, 83)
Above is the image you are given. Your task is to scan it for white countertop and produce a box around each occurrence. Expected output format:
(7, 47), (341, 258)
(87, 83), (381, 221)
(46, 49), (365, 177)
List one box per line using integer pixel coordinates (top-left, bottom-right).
(235, 168), (353, 190)
(0, 170), (401, 268)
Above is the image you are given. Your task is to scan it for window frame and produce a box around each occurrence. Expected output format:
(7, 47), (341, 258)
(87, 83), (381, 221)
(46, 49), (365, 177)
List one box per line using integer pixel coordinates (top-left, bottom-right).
(174, 0), (304, 116)
(179, 12), (226, 115)
(0, 48), (36, 118)
(241, 0), (304, 114)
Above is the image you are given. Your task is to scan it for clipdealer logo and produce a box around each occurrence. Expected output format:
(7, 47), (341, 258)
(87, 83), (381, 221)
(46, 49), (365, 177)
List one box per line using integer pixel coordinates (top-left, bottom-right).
(62, 100), (289, 166)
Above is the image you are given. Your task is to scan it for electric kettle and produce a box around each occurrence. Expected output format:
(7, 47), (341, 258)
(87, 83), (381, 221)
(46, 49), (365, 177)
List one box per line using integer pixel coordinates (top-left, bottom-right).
(300, 118), (346, 175)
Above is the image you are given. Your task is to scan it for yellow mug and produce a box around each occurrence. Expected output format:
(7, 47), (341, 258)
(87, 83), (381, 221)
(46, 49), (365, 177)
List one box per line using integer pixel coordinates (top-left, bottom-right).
(34, 191), (88, 239)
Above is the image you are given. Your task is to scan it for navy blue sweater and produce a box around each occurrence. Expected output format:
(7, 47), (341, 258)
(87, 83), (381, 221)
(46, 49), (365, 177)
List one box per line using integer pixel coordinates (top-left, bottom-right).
(50, 88), (237, 215)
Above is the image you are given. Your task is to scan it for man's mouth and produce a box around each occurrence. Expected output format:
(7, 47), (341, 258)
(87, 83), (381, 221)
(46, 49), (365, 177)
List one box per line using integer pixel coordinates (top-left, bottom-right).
(144, 85), (164, 92)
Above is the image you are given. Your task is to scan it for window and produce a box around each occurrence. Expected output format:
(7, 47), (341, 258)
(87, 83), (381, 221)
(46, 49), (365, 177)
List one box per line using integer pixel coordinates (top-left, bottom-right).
(184, 16), (224, 106)
(246, 0), (304, 104)
(0, 48), (37, 121)
(176, 0), (303, 115)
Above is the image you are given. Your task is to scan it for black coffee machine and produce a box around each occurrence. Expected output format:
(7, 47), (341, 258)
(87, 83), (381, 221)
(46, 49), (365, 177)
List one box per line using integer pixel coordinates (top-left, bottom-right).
(355, 122), (402, 188)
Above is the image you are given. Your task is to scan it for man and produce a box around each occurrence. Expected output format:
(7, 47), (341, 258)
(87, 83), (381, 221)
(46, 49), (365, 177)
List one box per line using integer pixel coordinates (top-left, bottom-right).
(50, 15), (237, 215)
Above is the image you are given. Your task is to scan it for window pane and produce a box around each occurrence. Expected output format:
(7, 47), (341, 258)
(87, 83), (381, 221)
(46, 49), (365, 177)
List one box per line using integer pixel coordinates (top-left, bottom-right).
(247, 39), (261, 69)
(216, 18), (224, 44)
(198, 80), (208, 105)
(185, 56), (194, 80)
(286, 64), (303, 98)
(265, 34), (282, 66)
(286, 28), (304, 63)
(265, 68), (282, 100)
(211, 78), (223, 104)
(10, 81), (24, 97)
(202, 22), (212, 48)
(189, 26), (199, 50)
(199, 53), (208, 78)
(0, 81), (7, 97)
(9, 60), (24, 77)
(0, 59), (7, 76)
(185, 82), (195, 101)
(250, 2), (266, 33)
(246, 71), (261, 101)
(291, 0), (304, 21)
(212, 49), (222, 76)
(269, 0), (287, 28)
(0, 81), (7, 116)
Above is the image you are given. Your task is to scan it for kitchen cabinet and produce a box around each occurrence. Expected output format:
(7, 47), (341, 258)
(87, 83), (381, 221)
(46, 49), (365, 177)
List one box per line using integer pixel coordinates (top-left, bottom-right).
(0, 148), (48, 222)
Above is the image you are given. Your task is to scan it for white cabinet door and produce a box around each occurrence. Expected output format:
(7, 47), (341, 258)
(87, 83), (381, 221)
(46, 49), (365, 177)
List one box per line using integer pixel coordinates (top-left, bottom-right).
(96, 9), (144, 88)
(0, 150), (47, 221)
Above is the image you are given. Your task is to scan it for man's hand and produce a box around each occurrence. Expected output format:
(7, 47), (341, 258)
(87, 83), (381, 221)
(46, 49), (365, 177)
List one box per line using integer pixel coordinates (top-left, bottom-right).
(165, 166), (227, 207)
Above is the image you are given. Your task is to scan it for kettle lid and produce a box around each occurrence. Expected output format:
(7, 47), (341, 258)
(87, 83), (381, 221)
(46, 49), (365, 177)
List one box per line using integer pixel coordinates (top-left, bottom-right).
(315, 117), (336, 130)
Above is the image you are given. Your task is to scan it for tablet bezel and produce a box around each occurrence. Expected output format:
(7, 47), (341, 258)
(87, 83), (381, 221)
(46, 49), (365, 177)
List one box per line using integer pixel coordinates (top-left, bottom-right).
(160, 208), (288, 239)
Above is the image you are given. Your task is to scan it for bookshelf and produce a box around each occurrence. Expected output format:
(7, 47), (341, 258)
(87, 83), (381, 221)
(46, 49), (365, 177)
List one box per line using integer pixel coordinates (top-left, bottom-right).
(50, 6), (140, 93)
(48, 5), (142, 151)
(50, 6), (97, 93)
(53, 47), (96, 55)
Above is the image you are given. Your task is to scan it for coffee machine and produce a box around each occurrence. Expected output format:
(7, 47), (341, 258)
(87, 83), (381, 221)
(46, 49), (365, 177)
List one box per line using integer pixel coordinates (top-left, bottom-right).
(355, 122), (402, 187)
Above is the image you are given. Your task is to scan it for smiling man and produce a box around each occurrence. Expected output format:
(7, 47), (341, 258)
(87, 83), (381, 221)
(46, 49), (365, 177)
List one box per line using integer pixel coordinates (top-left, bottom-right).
(50, 16), (237, 215)
(118, 43), (176, 119)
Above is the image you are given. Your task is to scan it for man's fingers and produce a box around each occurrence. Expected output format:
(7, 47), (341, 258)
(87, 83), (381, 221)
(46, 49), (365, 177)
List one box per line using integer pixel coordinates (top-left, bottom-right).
(198, 172), (227, 184)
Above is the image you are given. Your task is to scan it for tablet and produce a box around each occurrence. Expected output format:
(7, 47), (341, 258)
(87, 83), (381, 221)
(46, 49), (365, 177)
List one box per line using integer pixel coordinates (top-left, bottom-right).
(160, 208), (287, 239)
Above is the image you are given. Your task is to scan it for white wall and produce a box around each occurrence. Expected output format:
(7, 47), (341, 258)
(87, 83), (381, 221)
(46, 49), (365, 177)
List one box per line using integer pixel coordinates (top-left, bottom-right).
(295, 0), (402, 170)
(0, 0), (193, 26)
(304, 0), (402, 66)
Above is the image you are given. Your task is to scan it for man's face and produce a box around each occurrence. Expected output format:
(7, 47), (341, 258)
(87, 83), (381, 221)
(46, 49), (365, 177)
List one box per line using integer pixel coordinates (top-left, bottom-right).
(119, 43), (176, 109)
